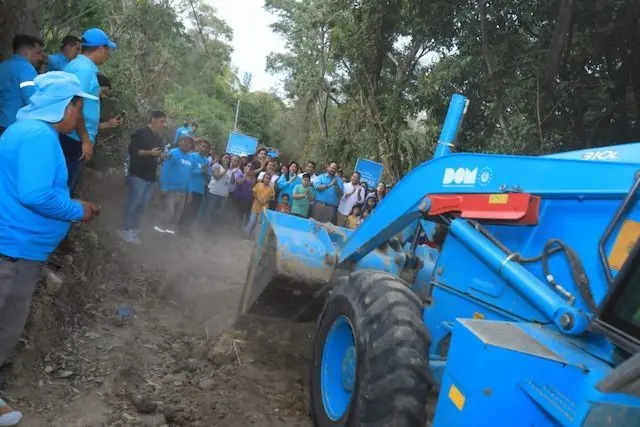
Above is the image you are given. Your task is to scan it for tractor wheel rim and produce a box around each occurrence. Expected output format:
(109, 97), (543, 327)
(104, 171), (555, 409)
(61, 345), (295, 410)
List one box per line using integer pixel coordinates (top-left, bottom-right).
(321, 315), (356, 421)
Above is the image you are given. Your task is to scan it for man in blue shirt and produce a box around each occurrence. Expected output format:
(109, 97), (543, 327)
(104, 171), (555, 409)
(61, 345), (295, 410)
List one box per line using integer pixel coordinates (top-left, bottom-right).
(47, 35), (81, 71)
(312, 162), (344, 224)
(60, 27), (117, 189)
(0, 34), (44, 135)
(178, 139), (211, 234)
(156, 136), (195, 234)
(0, 72), (99, 397)
(173, 120), (197, 147)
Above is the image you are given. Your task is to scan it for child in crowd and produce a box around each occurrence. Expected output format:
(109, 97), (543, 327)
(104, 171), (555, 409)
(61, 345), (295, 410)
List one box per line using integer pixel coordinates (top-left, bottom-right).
(345, 203), (362, 229)
(365, 196), (377, 212)
(245, 172), (275, 236)
(177, 139), (210, 234)
(156, 135), (194, 234)
(277, 194), (290, 213)
(359, 207), (372, 225)
(291, 173), (314, 218)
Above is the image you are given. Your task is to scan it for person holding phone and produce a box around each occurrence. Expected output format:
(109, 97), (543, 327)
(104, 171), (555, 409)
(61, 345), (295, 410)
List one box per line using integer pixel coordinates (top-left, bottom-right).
(119, 110), (168, 244)
(96, 74), (124, 131)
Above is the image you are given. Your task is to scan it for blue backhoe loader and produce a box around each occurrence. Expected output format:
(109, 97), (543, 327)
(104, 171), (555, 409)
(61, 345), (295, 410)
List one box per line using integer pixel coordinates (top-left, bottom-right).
(238, 94), (640, 426)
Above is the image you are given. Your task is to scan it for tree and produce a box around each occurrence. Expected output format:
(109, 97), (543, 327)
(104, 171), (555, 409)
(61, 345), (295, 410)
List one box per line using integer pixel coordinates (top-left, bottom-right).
(0, 0), (42, 59)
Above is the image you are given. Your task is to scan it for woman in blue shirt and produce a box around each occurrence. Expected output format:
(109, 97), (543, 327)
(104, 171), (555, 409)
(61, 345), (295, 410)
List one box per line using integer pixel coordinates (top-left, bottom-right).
(275, 161), (301, 204)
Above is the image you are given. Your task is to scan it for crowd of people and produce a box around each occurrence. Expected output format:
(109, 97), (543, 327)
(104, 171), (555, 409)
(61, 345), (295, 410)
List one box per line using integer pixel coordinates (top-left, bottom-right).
(119, 123), (391, 244)
(0, 25), (392, 423)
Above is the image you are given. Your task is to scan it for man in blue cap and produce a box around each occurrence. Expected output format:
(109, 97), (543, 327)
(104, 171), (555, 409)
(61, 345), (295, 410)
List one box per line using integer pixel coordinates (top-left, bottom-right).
(0, 34), (44, 136)
(60, 27), (118, 190)
(0, 72), (100, 394)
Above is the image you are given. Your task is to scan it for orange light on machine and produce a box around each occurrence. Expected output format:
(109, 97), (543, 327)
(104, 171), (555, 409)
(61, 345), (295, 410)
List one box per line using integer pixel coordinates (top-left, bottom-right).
(427, 193), (541, 225)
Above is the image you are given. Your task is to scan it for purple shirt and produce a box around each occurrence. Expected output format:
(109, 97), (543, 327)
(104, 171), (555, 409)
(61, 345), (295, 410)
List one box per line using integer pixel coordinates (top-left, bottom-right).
(233, 179), (253, 202)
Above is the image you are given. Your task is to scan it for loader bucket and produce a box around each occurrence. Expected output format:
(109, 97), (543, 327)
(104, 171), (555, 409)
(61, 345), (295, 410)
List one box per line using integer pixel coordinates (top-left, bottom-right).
(238, 209), (346, 320)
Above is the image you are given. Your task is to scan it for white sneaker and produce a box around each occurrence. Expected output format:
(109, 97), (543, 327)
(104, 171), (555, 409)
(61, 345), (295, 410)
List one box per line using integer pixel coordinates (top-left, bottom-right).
(118, 230), (134, 243)
(130, 230), (141, 244)
(0, 397), (23, 426)
(154, 226), (166, 233)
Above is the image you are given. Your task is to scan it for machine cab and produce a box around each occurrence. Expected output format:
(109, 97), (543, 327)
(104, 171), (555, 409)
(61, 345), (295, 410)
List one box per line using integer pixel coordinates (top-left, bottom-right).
(592, 239), (640, 356)
(591, 239), (640, 399)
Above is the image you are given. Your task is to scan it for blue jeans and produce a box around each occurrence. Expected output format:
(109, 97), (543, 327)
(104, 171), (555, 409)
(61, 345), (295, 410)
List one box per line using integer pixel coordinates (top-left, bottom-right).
(122, 175), (156, 231)
(201, 193), (227, 229)
(244, 211), (259, 235)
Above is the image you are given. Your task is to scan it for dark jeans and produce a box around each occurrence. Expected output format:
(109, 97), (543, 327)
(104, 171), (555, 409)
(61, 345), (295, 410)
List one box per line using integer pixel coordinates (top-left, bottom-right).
(0, 257), (44, 366)
(122, 175), (156, 231)
(202, 193), (228, 228)
(59, 133), (83, 191)
(178, 192), (204, 231)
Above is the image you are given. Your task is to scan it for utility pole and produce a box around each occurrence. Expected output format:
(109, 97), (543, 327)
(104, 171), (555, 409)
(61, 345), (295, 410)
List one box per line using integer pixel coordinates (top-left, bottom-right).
(233, 71), (252, 132)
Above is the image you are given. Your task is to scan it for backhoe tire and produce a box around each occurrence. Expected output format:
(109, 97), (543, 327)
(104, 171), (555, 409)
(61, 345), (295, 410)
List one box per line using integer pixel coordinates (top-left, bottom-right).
(309, 270), (431, 427)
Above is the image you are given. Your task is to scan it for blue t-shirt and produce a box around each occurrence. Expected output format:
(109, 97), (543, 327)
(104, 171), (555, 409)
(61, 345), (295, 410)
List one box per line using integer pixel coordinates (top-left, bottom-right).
(0, 54), (37, 128)
(173, 126), (193, 146)
(276, 174), (301, 204)
(0, 120), (84, 261)
(64, 54), (100, 143)
(159, 148), (193, 192)
(313, 173), (344, 206)
(48, 52), (70, 71)
(189, 152), (209, 194)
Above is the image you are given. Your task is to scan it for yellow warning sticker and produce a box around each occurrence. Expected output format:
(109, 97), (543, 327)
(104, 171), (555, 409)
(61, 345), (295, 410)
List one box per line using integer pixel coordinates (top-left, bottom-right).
(488, 194), (509, 204)
(473, 312), (485, 320)
(609, 220), (640, 270)
(448, 384), (466, 411)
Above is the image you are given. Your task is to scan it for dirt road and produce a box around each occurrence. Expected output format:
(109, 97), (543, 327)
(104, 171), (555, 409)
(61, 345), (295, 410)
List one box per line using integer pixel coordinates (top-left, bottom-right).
(2, 170), (314, 426)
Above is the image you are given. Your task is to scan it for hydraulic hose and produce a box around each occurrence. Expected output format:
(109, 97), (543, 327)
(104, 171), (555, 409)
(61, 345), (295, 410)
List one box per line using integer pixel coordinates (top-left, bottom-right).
(468, 220), (596, 313)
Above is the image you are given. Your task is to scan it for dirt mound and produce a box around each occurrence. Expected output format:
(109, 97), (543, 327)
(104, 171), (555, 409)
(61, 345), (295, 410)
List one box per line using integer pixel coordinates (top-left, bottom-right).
(2, 169), (313, 426)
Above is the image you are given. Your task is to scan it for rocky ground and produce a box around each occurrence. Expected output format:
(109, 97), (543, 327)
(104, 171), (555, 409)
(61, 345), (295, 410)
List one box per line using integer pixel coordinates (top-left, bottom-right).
(1, 169), (314, 427)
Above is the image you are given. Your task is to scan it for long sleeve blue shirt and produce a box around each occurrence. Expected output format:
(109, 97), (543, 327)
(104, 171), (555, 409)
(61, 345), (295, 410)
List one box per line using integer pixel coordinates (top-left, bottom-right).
(159, 148), (193, 192)
(0, 55), (37, 128)
(0, 120), (84, 261)
(64, 55), (101, 143)
(276, 174), (301, 204)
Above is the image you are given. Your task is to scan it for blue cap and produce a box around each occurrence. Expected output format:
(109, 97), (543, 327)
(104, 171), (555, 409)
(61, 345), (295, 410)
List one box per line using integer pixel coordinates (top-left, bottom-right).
(16, 72), (99, 124)
(81, 28), (117, 49)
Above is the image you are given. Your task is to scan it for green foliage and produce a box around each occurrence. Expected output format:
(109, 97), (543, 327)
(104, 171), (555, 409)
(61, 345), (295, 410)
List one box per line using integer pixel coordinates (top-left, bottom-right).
(25, 0), (640, 178)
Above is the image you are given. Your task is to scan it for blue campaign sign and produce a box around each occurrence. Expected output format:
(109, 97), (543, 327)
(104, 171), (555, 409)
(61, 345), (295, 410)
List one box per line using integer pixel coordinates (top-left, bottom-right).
(267, 148), (280, 158)
(226, 132), (259, 156)
(354, 158), (384, 187)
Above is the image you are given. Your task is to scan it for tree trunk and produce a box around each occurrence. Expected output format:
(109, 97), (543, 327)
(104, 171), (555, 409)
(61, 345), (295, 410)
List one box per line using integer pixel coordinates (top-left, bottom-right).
(542, 0), (576, 87)
(479, 0), (513, 144)
(0, 0), (43, 60)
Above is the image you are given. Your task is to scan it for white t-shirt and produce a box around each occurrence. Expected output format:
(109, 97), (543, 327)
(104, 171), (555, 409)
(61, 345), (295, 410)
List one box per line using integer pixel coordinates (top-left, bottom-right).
(258, 171), (279, 187)
(298, 172), (319, 184)
(338, 182), (365, 216)
(208, 163), (232, 197)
